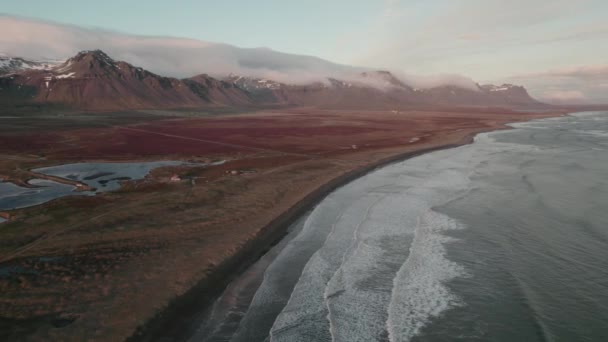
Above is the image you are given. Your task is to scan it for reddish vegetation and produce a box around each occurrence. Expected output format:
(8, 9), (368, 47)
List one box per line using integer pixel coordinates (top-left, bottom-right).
(0, 109), (519, 162)
(0, 133), (62, 152)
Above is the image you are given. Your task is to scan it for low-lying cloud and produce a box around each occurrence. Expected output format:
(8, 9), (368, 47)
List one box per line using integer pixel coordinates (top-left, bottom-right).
(0, 15), (369, 84)
(525, 65), (608, 80)
(0, 15), (484, 92)
(395, 72), (479, 91)
(5, 14), (605, 103)
(541, 90), (588, 104)
(510, 64), (608, 104)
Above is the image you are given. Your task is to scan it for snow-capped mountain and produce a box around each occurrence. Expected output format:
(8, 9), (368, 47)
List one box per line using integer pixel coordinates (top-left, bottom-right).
(481, 84), (521, 92)
(0, 50), (543, 111)
(225, 75), (284, 91)
(0, 50), (253, 110)
(0, 55), (61, 76)
(224, 70), (541, 109)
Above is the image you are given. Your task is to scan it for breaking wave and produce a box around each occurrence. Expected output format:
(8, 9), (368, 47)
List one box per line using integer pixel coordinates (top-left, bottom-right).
(268, 145), (478, 342)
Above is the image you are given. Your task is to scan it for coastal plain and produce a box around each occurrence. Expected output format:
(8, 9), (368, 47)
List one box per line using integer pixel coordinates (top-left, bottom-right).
(0, 107), (560, 341)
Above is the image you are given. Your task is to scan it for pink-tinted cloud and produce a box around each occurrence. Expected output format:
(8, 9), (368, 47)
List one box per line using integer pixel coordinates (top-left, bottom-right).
(521, 65), (608, 80)
(510, 64), (608, 104)
(541, 90), (587, 104)
(0, 15), (486, 92)
(0, 15), (360, 83)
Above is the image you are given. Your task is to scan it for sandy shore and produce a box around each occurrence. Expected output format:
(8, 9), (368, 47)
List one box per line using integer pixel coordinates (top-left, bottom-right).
(0, 108), (564, 341)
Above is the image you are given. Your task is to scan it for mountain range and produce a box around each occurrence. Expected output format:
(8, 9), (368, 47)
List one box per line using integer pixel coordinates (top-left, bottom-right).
(0, 50), (542, 111)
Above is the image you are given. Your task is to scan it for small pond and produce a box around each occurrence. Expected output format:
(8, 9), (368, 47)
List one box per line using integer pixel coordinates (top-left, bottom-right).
(0, 161), (208, 211)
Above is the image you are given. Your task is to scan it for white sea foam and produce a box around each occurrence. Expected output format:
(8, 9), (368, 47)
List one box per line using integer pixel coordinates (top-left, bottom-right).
(324, 194), (412, 341)
(570, 111), (608, 118)
(267, 144), (481, 341)
(270, 192), (385, 341)
(386, 210), (467, 342)
(229, 197), (341, 341)
(573, 129), (608, 138)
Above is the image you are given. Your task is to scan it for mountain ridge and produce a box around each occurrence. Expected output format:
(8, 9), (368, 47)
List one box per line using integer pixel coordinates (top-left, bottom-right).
(0, 55), (61, 75)
(0, 50), (254, 111)
(0, 50), (543, 111)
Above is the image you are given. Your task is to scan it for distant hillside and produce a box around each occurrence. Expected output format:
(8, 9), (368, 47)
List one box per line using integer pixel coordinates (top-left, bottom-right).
(225, 71), (542, 109)
(0, 50), (543, 111)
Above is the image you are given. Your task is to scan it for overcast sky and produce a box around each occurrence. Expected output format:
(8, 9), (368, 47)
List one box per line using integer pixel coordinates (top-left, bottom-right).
(1, 0), (607, 103)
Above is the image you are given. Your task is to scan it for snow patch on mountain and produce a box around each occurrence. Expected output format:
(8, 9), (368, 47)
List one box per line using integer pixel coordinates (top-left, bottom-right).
(0, 56), (62, 75)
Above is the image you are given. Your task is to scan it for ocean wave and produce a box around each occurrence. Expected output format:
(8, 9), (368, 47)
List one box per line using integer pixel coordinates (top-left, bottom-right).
(324, 194), (419, 341)
(269, 193), (385, 342)
(267, 145), (479, 341)
(221, 110), (608, 341)
(386, 210), (467, 342)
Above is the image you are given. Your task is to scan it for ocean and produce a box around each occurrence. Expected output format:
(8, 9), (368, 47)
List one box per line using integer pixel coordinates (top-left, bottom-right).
(194, 111), (608, 342)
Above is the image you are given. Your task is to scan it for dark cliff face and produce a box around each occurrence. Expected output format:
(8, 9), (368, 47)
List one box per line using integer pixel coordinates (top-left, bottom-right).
(0, 50), (542, 111)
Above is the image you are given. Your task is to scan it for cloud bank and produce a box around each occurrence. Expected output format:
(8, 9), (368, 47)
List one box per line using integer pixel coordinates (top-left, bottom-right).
(510, 65), (608, 104)
(0, 15), (362, 84)
(2, 14), (605, 103)
(0, 15), (484, 91)
(358, 0), (608, 103)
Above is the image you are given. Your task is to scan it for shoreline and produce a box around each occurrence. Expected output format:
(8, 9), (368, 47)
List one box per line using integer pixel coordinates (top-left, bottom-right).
(0, 108), (568, 341)
(126, 125), (507, 342)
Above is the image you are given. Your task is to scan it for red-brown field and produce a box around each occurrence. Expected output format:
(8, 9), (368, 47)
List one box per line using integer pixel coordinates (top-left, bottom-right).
(0, 109), (520, 161)
(0, 108), (563, 341)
